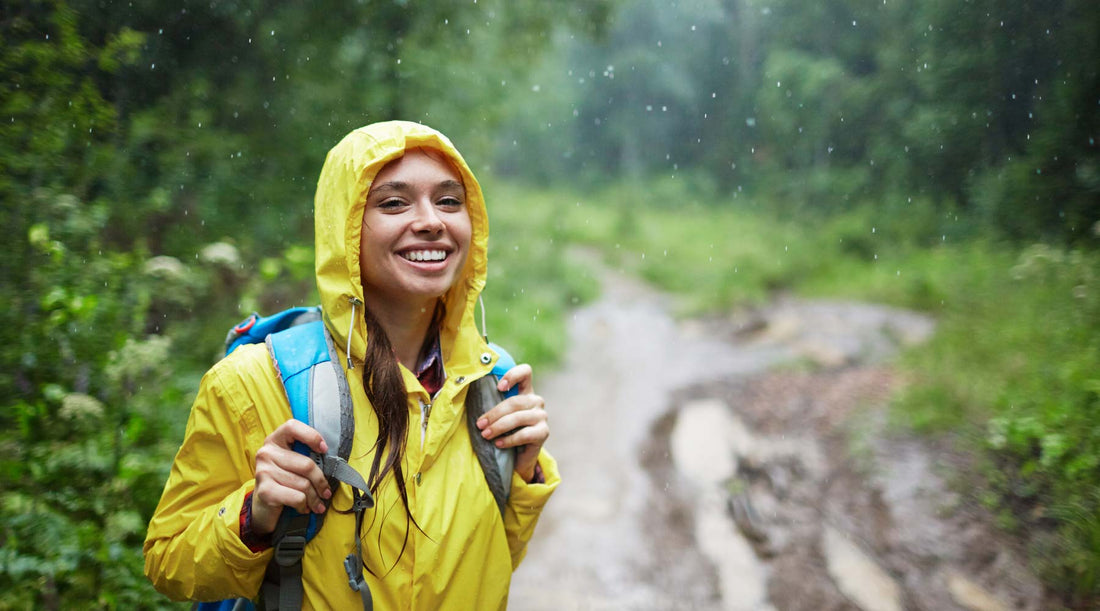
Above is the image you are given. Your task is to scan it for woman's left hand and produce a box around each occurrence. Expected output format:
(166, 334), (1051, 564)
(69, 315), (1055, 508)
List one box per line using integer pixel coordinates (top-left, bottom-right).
(475, 364), (549, 482)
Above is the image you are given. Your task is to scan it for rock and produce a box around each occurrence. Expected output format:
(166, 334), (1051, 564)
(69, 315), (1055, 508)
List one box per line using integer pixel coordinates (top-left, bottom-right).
(945, 571), (1011, 611)
(822, 526), (903, 611)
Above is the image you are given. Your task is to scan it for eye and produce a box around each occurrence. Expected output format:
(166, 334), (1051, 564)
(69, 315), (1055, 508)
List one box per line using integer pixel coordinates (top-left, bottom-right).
(378, 198), (405, 210)
(437, 197), (463, 209)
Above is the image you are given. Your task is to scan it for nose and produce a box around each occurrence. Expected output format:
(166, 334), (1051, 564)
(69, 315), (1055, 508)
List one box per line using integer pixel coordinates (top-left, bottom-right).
(411, 200), (445, 235)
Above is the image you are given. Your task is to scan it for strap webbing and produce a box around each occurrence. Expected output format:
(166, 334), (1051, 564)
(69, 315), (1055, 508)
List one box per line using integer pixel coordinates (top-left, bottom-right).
(343, 489), (373, 610)
(261, 514), (310, 610)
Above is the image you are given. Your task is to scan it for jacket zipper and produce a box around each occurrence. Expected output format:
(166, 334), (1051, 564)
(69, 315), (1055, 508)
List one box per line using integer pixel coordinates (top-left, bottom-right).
(419, 398), (430, 451)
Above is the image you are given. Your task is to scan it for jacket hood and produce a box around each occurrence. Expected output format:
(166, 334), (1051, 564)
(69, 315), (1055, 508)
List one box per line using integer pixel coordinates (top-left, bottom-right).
(313, 121), (489, 367)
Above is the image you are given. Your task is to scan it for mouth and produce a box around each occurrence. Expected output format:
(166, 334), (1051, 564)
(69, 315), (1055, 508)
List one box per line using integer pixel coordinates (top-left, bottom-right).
(399, 249), (449, 263)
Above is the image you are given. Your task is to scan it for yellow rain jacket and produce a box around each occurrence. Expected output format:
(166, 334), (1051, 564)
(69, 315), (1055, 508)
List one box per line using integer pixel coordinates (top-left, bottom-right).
(144, 121), (560, 609)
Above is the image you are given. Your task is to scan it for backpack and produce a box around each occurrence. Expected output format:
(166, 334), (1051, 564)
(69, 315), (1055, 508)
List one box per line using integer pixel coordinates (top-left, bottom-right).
(198, 305), (517, 611)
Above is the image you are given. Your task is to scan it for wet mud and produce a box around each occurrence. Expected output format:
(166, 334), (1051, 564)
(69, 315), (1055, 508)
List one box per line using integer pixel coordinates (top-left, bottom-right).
(508, 260), (1051, 610)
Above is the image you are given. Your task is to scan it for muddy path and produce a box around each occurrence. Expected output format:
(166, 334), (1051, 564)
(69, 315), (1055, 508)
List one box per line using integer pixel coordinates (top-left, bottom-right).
(508, 262), (1051, 610)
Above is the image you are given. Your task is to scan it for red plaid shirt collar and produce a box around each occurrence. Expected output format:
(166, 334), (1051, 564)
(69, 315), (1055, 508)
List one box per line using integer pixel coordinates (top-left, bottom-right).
(414, 335), (445, 397)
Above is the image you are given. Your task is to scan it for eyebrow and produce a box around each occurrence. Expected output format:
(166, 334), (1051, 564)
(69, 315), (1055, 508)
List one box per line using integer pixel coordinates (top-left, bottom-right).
(369, 179), (465, 196)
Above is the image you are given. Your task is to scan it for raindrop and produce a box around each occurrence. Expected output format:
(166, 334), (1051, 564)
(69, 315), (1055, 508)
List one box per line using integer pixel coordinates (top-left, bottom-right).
(852, 20), (857, 26)
(531, 84), (541, 92)
(151, 63), (156, 70)
(711, 92), (716, 98)
(270, 30), (275, 36)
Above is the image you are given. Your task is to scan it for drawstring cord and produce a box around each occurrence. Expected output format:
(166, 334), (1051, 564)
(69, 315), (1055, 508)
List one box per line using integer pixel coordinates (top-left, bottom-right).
(478, 294), (488, 341)
(347, 296), (361, 370)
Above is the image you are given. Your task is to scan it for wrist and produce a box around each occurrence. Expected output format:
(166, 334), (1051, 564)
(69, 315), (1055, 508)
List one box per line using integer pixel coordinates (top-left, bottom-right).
(239, 491), (273, 552)
(523, 461), (545, 485)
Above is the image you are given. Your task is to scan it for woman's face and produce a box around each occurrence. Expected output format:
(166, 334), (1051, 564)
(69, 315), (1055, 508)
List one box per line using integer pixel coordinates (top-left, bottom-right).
(359, 148), (472, 312)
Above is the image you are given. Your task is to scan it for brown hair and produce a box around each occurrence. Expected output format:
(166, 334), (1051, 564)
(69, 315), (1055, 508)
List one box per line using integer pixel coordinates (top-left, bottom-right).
(358, 301), (444, 566)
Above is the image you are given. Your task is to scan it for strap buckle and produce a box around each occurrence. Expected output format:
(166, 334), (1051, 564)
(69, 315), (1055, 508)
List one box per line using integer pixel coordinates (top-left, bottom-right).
(274, 534), (307, 567)
(344, 553), (364, 591)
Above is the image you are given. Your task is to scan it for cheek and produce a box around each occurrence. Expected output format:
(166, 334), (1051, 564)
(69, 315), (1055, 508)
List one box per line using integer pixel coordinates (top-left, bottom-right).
(453, 216), (473, 250)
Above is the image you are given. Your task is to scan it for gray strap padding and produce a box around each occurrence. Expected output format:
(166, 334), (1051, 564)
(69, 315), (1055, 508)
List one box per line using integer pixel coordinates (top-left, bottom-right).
(308, 361), (343, 459)
(321, 324), (355, 460)
(464, 376), (514, 513)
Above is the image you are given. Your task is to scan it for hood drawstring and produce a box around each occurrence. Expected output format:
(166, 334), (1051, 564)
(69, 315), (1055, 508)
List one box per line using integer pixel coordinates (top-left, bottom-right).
(347, 296), (362, 370)
(478, 294), (488, 342)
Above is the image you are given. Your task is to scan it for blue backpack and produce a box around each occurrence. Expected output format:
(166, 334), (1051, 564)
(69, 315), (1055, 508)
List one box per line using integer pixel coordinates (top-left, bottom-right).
(200, 306), (517, 611)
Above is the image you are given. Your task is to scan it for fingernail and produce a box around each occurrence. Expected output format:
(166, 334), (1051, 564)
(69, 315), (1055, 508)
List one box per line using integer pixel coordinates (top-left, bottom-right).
(495, 440), (504, 448)
(477, 417), (487, 429)
(323, 489), (332, 499)
(481, 427), (492, 438)
(315, 503), (326, 514)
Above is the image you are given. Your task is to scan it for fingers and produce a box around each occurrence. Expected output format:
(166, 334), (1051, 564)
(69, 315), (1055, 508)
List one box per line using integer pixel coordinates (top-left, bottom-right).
(251, 420), (333, 533)
(491, 418), (549, 449)
(268, 418), (329, 455)
(497, 363), (533, 395)
(476, 393), (545, 441)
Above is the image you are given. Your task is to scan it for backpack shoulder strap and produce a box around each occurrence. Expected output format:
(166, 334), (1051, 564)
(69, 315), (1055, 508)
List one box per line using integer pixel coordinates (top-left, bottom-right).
(261, 319), (373, 610)
(465, 342), (519, 515)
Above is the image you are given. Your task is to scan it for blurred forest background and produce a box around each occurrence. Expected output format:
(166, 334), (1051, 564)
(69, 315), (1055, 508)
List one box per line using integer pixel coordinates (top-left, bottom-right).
(2, 0), (1097, 608)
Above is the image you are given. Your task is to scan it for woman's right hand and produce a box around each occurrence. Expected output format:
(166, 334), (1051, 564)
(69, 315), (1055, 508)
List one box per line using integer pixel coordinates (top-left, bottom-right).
(251, 419), (333, 534)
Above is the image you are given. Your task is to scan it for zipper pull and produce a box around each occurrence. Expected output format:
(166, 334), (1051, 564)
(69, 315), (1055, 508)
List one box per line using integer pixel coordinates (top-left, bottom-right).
(419, 399), (430, 450)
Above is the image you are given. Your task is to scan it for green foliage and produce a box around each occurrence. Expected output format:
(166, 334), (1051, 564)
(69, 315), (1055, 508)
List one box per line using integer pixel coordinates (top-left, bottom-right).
(1, 1), (610, 606)
(480, 182), (600, 367)
(497, 0), (1099, 243)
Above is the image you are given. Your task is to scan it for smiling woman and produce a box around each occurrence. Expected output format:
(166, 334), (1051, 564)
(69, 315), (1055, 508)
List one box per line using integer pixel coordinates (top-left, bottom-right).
(143, 122), (559, 610)
(359, 148), (473, 357)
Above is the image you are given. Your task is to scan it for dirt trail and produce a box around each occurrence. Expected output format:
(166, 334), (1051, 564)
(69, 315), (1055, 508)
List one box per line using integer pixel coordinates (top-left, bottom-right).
(507, 262), (1048, 610)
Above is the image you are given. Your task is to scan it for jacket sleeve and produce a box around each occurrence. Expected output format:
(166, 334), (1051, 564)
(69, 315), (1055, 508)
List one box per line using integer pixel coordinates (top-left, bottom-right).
(143, 357), (273, 601)
(503, 448), (561, 569)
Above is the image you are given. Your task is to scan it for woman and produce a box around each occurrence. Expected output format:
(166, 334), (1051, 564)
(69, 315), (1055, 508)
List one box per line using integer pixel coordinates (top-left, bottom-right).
(144, 121), (559, 609)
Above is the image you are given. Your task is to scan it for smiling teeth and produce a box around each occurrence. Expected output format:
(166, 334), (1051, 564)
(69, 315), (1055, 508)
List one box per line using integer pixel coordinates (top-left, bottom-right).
(403, 250), (446, 262)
